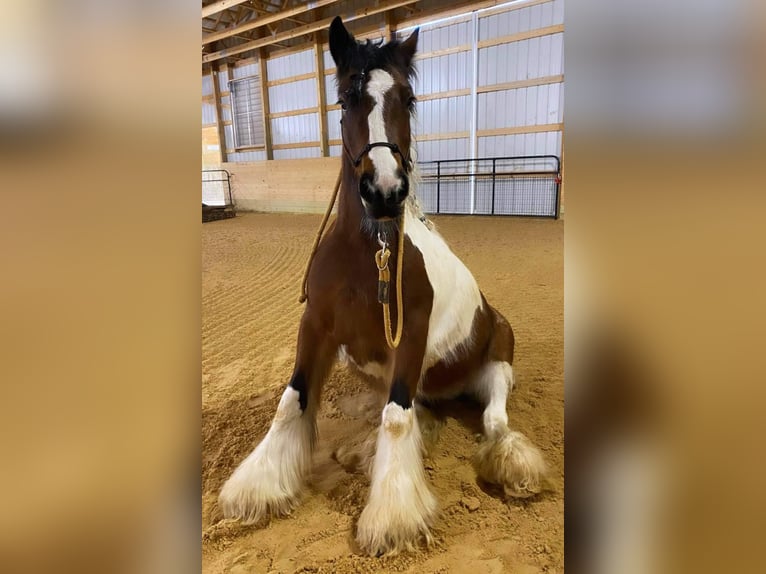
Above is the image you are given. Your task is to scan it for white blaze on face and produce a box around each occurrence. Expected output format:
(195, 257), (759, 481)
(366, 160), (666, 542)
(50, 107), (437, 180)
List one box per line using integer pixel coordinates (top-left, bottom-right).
(365, 69), (402, 195)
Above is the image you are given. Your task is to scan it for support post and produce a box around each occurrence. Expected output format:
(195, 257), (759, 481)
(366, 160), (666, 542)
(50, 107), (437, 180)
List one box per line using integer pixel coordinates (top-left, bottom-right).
(258, 49), (274, 160)
(211, 65), (227, 164)
(313, 35), (329, 156)
(468, 11), (479, 214)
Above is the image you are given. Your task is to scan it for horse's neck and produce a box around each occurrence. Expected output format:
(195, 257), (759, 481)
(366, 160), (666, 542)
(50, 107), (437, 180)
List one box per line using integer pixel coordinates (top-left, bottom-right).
(335, 158), (366, 233)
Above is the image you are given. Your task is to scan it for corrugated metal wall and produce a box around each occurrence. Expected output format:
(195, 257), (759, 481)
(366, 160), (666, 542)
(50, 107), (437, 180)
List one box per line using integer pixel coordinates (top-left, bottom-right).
(202, 0), (564, 165)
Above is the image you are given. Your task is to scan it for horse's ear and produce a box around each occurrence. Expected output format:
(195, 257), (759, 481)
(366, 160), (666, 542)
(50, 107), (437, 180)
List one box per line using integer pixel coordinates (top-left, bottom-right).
(398, 28), (419, 70)
(329, 16), (354, 68)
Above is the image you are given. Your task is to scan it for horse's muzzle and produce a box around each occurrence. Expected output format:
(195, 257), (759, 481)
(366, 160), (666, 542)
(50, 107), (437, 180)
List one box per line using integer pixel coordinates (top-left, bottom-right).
(359, 171), (409, 220)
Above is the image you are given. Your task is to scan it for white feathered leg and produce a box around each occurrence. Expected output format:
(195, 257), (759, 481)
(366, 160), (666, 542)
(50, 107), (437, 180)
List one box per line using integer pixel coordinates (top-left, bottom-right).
(219, 387), (314, 524)
(356, 402), (437, 556)
(471, 361), (548, 498)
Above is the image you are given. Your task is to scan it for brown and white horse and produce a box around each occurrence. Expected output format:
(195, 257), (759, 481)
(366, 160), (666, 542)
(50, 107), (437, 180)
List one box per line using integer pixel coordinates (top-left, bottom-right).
(219, 17), (548, 556)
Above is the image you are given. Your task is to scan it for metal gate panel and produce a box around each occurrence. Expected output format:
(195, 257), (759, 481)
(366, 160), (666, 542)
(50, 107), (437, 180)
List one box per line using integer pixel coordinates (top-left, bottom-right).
(417, 155), (560, 218)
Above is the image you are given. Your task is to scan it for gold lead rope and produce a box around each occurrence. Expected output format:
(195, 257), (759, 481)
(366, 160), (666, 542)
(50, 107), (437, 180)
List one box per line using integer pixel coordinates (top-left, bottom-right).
(298, 168), (405, 350)
(298, 170), (342, 304)
(374, 214), (405, 349)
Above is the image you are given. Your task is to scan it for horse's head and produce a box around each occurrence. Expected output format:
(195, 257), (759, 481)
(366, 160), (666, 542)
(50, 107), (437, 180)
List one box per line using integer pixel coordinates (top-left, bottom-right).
(329, 17), (419, 221)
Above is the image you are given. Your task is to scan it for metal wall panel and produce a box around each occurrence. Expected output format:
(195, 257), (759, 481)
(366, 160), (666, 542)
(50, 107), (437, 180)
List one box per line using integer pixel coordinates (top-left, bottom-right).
(228, 150), (267, 162)
(477, 34), (563, 86)
(201, 75), (213, 97)
(479, 0), (564, 40)
(267, 49), (314, 81)
(268, 78), (317, 114)
(477, 82), (563, 129)
(274, 147), (321, 160)
(230, 63), (258, 80)
(416, 95), (472, 134)
(224, 124), (234, 151)
(477, 131), (561, 157)
(415, 138), (470, 163)
(327, 109), (342, 141)
(202, 103), (216, 125)
(270, 113), (320, 145)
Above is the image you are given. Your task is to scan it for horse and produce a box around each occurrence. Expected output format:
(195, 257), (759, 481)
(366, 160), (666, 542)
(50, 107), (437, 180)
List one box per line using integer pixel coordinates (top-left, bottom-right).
(218, 16), (549, 556)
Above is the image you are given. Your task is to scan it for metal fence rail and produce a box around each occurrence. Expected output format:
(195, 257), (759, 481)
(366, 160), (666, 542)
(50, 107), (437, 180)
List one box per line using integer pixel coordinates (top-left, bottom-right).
(202, 169), (233, 207)
(417, 155), (561, 218)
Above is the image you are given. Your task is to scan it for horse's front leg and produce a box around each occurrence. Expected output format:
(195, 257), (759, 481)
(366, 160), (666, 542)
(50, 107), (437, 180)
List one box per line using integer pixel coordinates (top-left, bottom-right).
(219, 311), (334, 525)
(356, 310), (437, 556)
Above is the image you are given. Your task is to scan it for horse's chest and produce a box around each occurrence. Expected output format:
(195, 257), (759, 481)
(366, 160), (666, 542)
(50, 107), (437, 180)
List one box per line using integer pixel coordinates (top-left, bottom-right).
(405, 214), (483, 371)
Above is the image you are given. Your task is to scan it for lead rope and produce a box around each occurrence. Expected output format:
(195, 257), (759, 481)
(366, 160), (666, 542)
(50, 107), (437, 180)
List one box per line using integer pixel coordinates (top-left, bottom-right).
(375, 215), (405, 349)
(298, 170), (342, 303)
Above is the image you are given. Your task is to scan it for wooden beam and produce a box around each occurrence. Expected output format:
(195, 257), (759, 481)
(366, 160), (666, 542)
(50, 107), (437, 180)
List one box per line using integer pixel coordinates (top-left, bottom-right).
(479, 0), (553, 20)
(203, 0), (341, 46)
(266, 71), (315, 87)
(384, 10), (395, 40)
(477, 74), (564, 94)
(314, 36), (329, 156)
(211, 65), (228, 163)
(411, 75), (563, 104)
(269, 106), (319, 119)
(416, 131), (470, 142)
(272, 0), (525, 68)
(202, 0), (252, 20)
(257, 50), (273, 160)
(411, 124), (564, 143)
(416, 88), (471, 102)
(267, 42), (318, 59)
(272, 141), (321, 150)
(477, 123), (563, 137)
(478, 25), (564, 49)
(415, 44), (471, 61)
(203, 0), (419, 63)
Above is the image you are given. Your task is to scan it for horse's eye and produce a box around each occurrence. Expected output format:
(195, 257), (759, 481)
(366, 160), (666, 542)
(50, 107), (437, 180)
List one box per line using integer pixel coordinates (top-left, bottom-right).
(407, 96), (417, 109)
(337, 99), (347, 111)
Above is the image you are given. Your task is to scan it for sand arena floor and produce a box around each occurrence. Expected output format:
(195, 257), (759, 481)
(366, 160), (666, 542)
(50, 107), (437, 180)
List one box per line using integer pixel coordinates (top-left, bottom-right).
(202, 213), (563, 573)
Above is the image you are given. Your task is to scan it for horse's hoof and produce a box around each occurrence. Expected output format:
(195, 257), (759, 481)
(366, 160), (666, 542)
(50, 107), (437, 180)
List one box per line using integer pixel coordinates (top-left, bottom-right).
(218, 477), (301, 525)
(356, 509), (435, 556)
(355, 484), (437, 556)
(473, 430), (549, 498)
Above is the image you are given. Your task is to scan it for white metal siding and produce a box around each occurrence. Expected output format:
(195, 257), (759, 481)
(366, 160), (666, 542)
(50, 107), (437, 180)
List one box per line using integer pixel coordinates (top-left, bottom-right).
(267, 49), (314, 80)
(270, 113), (319, 145)
(268, 78), (317, 114)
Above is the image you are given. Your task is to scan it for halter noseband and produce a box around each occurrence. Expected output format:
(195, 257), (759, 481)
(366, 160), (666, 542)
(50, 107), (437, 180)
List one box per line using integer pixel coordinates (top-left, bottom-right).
(344, 141), (411, 172)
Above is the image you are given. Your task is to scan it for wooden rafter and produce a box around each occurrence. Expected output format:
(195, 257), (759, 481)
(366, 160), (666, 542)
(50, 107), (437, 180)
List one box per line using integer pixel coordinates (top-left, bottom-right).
(247, 4), (306, 26)
(202, 0), (253, 20)
(203, 0), (418, 63)
(203, 0), (341, 47)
